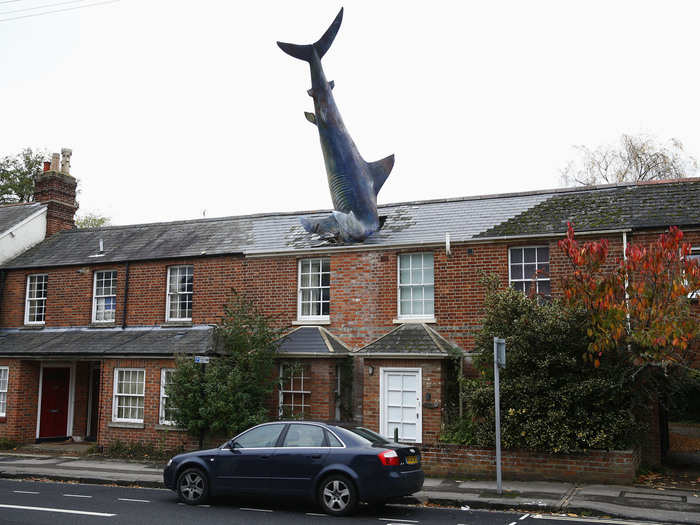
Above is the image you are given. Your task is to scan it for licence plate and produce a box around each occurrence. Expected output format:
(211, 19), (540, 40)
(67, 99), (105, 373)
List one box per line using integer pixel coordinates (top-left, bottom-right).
(405, 455), (418, 464)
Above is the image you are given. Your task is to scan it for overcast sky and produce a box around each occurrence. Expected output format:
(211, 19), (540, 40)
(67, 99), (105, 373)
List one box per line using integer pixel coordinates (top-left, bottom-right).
(2, 0), (699, 225)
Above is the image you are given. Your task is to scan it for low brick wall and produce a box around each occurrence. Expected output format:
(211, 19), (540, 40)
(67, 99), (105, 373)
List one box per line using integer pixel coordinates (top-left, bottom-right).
(420, 443), (640, 484)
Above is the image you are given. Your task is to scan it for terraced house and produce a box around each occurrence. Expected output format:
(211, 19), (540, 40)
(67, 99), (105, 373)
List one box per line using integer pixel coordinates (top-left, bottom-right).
(0, 156), (698, 463)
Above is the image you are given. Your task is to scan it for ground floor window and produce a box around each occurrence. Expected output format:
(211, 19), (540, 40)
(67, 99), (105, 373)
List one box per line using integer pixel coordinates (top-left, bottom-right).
(279, 363), (310, 419)
(159, 369), (176, 425)
(0, 367), (7, 417)
(113, 368), (145, 423)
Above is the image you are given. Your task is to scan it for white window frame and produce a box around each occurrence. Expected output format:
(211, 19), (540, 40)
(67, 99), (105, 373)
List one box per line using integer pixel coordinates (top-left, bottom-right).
(397, 252), (435, 320)
(24, 274), (48, 325)
(112, 368), (146, 423)
(297, 258), (330, 321)
(92, 270), (118, 323)
(508, 246), (551, 296)
(278, 363), (311, 419)
(159, 368), (176, 425)
(165, 265), (193, 322)
(0, 367), (8, 418)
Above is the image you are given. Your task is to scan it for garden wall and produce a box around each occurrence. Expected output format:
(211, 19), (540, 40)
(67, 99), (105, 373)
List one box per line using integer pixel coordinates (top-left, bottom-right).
(420, 443), (640, 484)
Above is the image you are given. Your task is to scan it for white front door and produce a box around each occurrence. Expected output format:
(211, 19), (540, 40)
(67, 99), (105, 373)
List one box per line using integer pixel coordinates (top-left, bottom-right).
(380, 368), (422, 443)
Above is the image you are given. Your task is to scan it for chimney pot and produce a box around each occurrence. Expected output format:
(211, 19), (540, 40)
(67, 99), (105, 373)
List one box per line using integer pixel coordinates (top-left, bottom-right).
(60, 148), (72, 175)
(43, 161), (51, 172)
(50, 153), (60, 171)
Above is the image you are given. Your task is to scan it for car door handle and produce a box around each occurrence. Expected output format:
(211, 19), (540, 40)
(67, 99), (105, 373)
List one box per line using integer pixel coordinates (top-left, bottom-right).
(259, 454), (271, 459)
(311, 454), (322, 459)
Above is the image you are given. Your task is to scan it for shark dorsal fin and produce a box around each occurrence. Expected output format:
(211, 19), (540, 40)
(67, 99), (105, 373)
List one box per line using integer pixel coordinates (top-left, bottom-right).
(304, 112), (317, 125)
(368, 154), (395, 195)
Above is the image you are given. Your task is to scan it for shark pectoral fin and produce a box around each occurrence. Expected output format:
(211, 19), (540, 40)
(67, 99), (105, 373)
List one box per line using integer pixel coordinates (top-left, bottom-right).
(368, 154), (395, 195)
(328, 80), (335, 90)
(304, 112), (317, 125)
(307, 88), (314, 97)
(301, 214), (339, 236)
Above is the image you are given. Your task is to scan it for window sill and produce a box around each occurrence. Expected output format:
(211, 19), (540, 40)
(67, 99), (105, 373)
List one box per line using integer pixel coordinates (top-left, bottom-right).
(292, 319), (331, 326)
(20, 324), (45, 330)
(161, 321), (193, 328)
(155, 424), (186, 432)
(89, 322), (117, 329)
(108, 421), (145, 429)
(393, 318), (436, 324)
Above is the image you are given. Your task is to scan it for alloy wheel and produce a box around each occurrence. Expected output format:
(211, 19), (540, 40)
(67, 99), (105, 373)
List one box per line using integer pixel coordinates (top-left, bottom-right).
(322, 479), (351, 512)
(179, 470), (205, 503)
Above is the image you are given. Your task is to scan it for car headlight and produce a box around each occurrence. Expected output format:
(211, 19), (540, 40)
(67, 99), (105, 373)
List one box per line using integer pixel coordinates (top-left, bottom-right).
(166, 458), (173, 467)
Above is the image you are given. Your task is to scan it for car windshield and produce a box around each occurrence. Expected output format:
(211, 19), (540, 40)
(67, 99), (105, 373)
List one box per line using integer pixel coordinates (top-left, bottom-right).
(343, 426), (389, 445)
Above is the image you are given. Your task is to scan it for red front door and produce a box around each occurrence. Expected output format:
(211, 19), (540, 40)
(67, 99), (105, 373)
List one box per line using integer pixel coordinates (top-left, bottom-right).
(40, 368), (70, 438)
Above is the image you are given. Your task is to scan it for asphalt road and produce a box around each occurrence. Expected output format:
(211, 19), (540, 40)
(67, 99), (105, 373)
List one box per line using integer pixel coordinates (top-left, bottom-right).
(0, 479), (659, 525)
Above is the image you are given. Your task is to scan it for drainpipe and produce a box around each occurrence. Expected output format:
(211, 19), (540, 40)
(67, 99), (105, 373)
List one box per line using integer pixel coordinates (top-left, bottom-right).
(121, 262), (130, 329)
(622, 232), (631, 331)
(0, 270), (6, 321)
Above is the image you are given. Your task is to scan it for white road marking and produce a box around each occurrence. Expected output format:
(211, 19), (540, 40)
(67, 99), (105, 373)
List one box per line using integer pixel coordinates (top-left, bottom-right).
(306, 512), (327, 517)
(509, 522), (517, 525)
(531, 515), (665, 525)
(240, 507), (273, 512)
(0, 503), (115, 517)
(13, 490), (39, 494)
(118, 498), (150, 503)
(520, 515), (530, 521)
(378, 519), (419, 523)
(197, 504), (211, 508)
(63, 494), (92, 498)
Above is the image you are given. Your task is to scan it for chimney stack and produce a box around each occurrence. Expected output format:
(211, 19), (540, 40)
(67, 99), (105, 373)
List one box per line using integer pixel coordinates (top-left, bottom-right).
(34, 147), (79, 237)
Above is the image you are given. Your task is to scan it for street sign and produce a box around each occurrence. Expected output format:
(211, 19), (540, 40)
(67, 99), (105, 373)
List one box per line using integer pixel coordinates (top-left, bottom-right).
(194, 355), (210, 364)
(494, 337), (506, 368)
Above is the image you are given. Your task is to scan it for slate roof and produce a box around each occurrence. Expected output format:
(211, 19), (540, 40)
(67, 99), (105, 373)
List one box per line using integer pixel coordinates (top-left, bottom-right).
(0, 203), (45, 235)
(3, 179), (699, 269)
(357, 323), (461, 357)
(0, 325), (213, 357)
(276, 326), (349, 356)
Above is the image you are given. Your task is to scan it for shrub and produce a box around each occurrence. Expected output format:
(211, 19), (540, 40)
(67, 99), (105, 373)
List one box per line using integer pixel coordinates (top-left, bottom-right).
(444, 285), (640, 453)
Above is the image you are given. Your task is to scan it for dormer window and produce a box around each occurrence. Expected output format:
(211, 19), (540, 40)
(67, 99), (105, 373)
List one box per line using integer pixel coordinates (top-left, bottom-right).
(24, 274), (48, 325)
(92, 270), (117, 323)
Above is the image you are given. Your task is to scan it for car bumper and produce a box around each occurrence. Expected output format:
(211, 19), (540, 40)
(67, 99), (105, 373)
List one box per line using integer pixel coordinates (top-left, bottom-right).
(361, 468), (424, 503)
(163, 464), (177, 490)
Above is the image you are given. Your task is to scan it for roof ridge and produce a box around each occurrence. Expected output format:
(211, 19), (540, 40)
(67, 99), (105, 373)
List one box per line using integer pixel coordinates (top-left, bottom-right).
(319, 326), (350, 351)
(356, 323), (404, 352)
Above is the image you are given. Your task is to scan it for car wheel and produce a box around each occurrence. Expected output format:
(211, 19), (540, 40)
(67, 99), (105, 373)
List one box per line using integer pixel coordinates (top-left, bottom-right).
(177, 467), (209, 505)
(318, 474), (357, 516)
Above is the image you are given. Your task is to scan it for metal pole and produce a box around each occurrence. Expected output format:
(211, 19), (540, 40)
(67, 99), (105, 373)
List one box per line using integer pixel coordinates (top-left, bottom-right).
(493, 338), (502, 495)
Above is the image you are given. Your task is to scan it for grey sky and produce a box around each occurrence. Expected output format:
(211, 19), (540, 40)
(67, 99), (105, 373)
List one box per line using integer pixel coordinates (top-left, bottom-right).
(2, 0), (699, 225)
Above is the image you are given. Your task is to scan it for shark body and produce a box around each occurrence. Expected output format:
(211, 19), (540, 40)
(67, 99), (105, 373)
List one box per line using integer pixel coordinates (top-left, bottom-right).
(277, 8), (394, 243)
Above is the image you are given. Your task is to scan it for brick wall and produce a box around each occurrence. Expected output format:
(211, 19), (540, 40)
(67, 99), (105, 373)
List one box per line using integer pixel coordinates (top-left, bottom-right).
(0, 359), (39, 443)
(420, 443), (640, 483)
(33, 171), (78, 237)
(274, 358), (342, 421)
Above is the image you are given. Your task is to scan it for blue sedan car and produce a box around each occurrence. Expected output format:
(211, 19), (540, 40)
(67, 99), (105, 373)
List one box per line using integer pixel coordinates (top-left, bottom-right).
(163, 421), (424, 516)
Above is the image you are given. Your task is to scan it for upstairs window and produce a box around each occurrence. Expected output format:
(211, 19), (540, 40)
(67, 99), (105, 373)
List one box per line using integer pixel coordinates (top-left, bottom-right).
(298, 258), (330, 320)
(166, 265), (193, 322)
(398, 253), (434, 318)
(0, 367), (8, 417)
(24, 274), (48, 325)
(93, 270), (117, 323)
(509, 246), (550, 297)
(112, 368), (145, 423)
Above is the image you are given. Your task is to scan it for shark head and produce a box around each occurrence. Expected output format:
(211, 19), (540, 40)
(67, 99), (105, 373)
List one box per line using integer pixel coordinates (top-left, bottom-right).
(333, 210), (377, 243)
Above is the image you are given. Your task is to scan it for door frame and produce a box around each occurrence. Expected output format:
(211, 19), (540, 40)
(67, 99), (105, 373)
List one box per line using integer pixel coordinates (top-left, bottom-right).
(86, 364), (100, 441)
(379, 367), (422, 443)
(36, 362), (76, 440)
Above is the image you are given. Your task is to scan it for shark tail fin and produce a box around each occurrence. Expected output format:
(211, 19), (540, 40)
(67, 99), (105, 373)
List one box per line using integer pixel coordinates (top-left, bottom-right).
(369, 154), (395, 195)
(277, 7), (343, 62)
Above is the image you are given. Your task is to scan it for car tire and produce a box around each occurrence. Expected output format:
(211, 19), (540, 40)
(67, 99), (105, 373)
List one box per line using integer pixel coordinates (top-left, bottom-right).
(176, 467), (209, 505)
(318, 473), (357, 516)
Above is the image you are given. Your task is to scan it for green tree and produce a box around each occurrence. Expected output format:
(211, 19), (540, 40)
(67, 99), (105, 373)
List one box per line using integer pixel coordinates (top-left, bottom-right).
(0, 148), (48, 203)
(445, 283), (638, 453)
(561, 134), (697, 186)
(75, 212), (111, 229)
(168, 292), (281, 442)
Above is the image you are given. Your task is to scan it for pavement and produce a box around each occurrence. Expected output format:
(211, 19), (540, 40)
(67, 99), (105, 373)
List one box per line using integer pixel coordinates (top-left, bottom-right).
(0, 452), (698, 524)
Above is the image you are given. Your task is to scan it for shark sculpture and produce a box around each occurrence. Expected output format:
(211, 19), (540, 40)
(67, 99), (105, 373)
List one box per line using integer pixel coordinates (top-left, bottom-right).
(278, 7), (394, 243)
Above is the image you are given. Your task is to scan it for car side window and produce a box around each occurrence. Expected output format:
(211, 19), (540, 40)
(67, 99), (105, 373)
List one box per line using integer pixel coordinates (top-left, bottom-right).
(282, 424), (326, 447)
(233, 424), (284, 448)
(326, 430), (344, 447)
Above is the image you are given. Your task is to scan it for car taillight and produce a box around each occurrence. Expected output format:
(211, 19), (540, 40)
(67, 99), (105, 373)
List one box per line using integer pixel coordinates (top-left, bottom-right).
(378, 449), (400, 466)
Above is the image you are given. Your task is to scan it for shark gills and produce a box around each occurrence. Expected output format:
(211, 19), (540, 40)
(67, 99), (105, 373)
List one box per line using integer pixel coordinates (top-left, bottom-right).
(277, 7), (394, 243)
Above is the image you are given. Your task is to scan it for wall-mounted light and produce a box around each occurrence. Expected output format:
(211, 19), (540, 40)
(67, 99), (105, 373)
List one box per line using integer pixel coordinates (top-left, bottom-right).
(368, 365), (374, 376)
